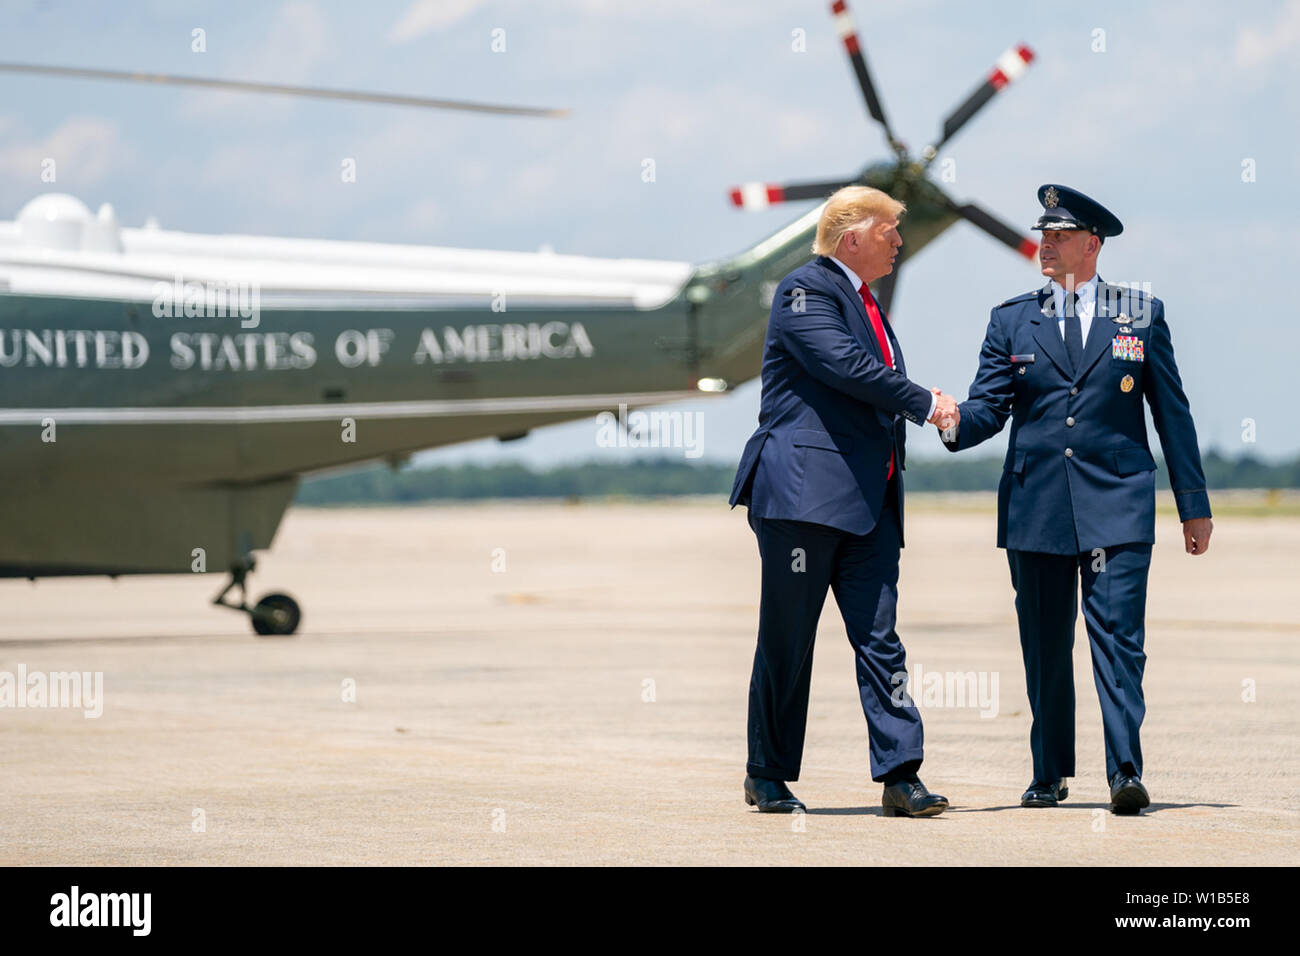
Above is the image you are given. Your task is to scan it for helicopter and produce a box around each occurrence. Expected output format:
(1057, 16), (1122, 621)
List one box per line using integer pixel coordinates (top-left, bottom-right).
(0, 0), (1039, 636)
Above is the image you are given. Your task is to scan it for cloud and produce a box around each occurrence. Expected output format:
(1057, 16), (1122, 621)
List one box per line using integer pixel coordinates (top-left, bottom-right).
(388, 0), (487, 44)
(243, 0), (332, 80)
(0, 116), (129, 189)
(772, 110), (827, 153)
(1234, 0), (1300, 68)
(193, 140), (318, 211)
(401, 196), (445, 232)
(181, 1), (333, 119)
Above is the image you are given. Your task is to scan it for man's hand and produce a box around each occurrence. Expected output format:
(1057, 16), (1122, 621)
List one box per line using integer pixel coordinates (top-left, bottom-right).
(1182, 517), (1213, 555)
(928, 387), (960, 431)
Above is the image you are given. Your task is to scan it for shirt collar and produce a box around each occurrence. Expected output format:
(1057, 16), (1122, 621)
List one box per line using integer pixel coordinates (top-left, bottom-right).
(1050, 274), (1098, 311)
(828, 255), (865, 293)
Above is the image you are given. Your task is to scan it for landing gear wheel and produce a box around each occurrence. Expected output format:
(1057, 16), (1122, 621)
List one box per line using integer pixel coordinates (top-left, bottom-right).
(212, 559), (302, 638)
(251, 593), (301, 637)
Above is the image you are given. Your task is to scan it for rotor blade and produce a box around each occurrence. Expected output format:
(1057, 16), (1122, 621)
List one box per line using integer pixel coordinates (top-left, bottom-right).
(952, 202), (1039, 260)
(925, 44), (1033, 157)
(0, 62), (569, 118)
(830, 0), (897, 146)
(728, 178), (858, 210)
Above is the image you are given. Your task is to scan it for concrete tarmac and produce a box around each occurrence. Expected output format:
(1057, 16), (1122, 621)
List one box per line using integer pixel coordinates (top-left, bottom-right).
(1, 497), (1295, 865)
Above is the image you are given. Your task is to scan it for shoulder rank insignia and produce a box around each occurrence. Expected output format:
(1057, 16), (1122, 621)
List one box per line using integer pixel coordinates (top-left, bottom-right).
(998, 291), (1036, 308)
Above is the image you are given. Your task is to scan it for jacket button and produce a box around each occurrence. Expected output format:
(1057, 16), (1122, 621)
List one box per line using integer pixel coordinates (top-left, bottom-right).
(1018, 367), (1026, 375)
(1066, 416), (1075, 427)
(1065, 448), (1074, 458)
(1070, 386), (1078, 395)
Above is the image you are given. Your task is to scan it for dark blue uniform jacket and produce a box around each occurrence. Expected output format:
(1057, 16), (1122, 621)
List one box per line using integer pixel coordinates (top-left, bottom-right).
(944, 279), (1211, 554)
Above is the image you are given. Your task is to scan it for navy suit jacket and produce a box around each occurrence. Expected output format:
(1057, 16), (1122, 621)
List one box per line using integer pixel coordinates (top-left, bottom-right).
(944, 278), (1212, 554)
(729, 255), (934, 539)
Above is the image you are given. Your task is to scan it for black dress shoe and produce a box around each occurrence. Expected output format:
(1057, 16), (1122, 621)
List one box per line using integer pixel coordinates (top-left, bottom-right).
(1020, 779), (1070, 807)
(744, 775), (805, 813)
(1109, 773), (1150, 815)
(881, 776), (948, 817)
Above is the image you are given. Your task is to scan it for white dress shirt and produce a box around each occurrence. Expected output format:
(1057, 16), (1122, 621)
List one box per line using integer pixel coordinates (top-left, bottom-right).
(1050, 274), (1099, 345)
(828, 256), (937, 422)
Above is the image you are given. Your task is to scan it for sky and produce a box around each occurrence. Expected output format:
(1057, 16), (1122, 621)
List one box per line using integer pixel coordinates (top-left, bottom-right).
(2, 0), (1297, 467)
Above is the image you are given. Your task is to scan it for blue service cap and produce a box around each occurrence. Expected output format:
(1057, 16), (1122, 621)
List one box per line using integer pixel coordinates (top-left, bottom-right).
(1031, 184), (1123, 238)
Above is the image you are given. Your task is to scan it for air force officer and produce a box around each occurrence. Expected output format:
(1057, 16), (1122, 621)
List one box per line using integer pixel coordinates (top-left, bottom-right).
(941, 185), (1213, 814)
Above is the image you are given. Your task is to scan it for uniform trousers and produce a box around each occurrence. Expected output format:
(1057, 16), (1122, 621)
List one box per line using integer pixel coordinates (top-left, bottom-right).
(1006, 542), (1152, 783)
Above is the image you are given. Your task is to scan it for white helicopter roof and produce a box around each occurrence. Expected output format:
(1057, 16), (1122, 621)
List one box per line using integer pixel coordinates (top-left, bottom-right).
(0, 193), (695, 310)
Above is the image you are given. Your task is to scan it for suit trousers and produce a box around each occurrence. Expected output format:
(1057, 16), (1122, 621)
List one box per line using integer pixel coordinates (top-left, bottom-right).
(745, 480), (924, 782)
(1006, 543), (1152, 783)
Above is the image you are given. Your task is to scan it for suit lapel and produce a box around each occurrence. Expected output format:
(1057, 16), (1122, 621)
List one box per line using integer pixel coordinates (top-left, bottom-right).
(1030, 281), (1072, 377)
(878, 299), (906, 459)
(881, 305), (905, 374)
(815, 255), (885, 362)
(1073, 276), (1117, 384)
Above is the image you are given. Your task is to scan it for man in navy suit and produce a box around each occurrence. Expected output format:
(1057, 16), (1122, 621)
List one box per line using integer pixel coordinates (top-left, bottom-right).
(729, 186), (958, 817)
(941, 184), (1213, 814)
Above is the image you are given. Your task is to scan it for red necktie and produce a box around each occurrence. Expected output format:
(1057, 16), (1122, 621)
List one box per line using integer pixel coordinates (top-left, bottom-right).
(858, 282), (895, 479)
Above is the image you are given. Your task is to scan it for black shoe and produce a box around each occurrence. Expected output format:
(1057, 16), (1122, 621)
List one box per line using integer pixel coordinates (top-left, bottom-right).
(744, 774), (805, 813)
(1109, 772), (1150, 815)
(1020, 779), (1070, 807)
(881, 776), (948, 817)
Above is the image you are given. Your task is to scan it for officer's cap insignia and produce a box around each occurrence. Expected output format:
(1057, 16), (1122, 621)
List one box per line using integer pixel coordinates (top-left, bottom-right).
(1120, 374), (1135, 393)
(1032, 185), (1122, 237)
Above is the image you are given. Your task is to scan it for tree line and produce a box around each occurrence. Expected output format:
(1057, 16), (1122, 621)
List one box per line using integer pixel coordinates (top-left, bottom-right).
(295, 450), (1300, 505)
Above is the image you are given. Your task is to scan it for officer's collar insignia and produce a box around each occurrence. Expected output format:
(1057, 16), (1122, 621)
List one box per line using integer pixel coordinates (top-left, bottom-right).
(1044, 186), (1060, 208)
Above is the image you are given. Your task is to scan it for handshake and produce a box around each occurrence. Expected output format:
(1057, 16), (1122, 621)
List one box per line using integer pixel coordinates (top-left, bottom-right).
(927, 387), (960, 436)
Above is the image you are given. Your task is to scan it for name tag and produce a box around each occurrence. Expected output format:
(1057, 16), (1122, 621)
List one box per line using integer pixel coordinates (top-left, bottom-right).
(1112, 335), (1144, 361)
(1010, 353), (1035, 363)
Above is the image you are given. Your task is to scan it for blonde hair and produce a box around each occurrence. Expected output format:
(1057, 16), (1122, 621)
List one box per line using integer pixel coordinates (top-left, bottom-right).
(811, 186), (906, 256)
